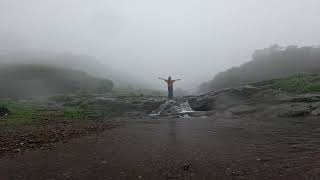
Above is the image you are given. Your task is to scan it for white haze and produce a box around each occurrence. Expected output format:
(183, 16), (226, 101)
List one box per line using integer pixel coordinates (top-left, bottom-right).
(1, 0), (320, 91)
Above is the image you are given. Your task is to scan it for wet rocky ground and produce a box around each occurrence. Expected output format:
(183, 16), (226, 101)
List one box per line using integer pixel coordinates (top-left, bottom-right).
(0, 121), (119, 158)
(1, 85), (320, 179)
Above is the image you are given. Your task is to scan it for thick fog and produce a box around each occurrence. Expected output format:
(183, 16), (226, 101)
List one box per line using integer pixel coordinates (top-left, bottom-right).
(1, 0), (320, 90)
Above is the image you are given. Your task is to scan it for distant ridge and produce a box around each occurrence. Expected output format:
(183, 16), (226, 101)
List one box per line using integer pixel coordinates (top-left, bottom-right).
(199, 45), (320, 93)
(0, 64), (113, 98)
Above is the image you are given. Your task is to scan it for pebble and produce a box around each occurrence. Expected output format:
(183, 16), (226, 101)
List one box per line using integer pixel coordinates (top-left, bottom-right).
(100, 161), (108, 164)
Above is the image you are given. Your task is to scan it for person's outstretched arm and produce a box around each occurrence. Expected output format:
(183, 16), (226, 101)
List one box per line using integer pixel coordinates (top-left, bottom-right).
(158, 77), (167, 81)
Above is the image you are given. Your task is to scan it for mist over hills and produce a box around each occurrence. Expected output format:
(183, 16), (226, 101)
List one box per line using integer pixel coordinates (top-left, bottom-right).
(199, 45), (320, 93)
(0, 64), (114, 98)
(0, 50), (153, 89)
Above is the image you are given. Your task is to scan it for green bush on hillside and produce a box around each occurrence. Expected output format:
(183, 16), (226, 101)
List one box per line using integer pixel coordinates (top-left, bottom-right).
(272, 74), (320, 93)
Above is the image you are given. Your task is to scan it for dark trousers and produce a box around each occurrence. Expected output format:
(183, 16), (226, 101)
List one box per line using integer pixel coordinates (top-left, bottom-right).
(168, 86), (173, 99)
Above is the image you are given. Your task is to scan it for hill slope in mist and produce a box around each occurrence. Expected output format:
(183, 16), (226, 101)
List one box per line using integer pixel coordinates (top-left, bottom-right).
(200, 45), (320, 92)
(0, 64), (113, 98)
(0, 51), (153, 89)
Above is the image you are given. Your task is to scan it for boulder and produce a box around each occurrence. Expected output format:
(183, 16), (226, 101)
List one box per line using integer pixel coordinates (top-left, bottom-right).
(311, 108), (320, 116)
(0, 107), (10, 116)
(188, 95), (215, 111)
(189, 85), (261, 112)
(310, 103), (320, 116)
(141, 100), (165, 113)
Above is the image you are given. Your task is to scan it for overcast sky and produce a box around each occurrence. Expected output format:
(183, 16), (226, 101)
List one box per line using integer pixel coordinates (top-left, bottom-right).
(1, 0), (320, 90)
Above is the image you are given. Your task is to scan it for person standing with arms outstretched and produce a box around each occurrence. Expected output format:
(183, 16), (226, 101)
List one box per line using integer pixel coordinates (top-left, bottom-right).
(158, 76), (181, 99)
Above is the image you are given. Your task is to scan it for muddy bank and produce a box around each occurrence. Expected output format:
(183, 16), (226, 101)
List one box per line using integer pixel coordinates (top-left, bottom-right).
(1, 115), (320, 179)
(0, 121), (120, 158)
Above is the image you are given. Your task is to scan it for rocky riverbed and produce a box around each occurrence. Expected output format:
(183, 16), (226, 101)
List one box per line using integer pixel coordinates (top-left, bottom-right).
(1, 85), (320, 179)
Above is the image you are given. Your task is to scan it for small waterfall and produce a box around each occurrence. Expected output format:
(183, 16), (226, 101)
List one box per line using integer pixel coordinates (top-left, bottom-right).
(150, 99), (193, 116)
(178, 101), (193, 113)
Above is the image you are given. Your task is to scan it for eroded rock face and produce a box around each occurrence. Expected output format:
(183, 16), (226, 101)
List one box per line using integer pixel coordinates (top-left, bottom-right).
(278, 103), (313, 117)
(310, 103), (320, 116)
(188, 85), (262, 112)
(188, 96), (215, 111)
(0, 107), (10, 116)
(188, 85), (320, 118)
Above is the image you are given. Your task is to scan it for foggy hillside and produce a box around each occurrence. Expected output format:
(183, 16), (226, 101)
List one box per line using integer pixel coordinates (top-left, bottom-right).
(2, 1), (320, 90)
(199, 45), (320, 92)
(0, 64), (113, 98)
(0, 50), (153, 89)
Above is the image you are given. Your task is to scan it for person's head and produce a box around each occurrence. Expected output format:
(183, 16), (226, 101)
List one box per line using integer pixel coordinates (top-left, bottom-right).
(168, 76), (172, 80)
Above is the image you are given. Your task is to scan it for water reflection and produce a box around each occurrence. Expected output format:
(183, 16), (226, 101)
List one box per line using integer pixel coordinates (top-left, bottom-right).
(168, 120), (177, 145)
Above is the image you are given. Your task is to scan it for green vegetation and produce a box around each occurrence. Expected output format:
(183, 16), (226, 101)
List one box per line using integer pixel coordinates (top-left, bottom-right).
(0, 99), (85, 125)
(63, 107), (85, 119)
(0, 100), (48, 125)
(200, 45), (320, 92)
(271, 74), (320, 93)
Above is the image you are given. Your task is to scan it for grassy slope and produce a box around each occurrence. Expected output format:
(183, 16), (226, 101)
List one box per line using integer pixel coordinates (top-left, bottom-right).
(271, 74), (320, 93)
(250, 73), (320, 94)
(0, 99), (85, 125)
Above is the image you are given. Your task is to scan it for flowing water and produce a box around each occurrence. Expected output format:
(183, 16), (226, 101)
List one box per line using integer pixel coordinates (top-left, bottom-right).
(150, 99), (193, 116)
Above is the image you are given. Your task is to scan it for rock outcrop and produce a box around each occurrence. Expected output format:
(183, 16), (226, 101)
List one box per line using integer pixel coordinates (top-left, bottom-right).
(188, 85), (320, 118)
(48, 85), (320, 119)
(0, 107), (10, 117)
(278, 103), (313, 117)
